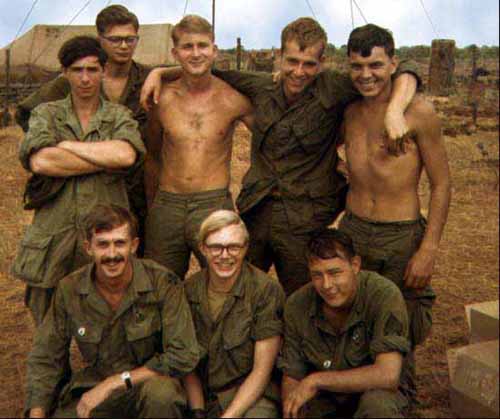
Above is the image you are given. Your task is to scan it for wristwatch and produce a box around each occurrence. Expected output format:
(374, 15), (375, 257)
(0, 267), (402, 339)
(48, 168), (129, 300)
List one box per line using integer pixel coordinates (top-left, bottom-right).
(121, 371), (132, 390)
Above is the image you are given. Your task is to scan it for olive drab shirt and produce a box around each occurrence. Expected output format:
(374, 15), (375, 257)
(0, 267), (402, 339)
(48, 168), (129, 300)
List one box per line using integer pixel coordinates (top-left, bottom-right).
(16, 61), (152, 133)
(25, 258), (200, 414)
(12, 96), (145, 288)
(214, 63), (420, 234)
(278, 270), (410, 381)
(184, 262), (285, 397)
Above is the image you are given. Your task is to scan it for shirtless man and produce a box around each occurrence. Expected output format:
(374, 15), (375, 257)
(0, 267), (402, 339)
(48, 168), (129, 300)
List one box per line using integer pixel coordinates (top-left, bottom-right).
(338, 24), (451, 399)
(144, 15), (253, 279)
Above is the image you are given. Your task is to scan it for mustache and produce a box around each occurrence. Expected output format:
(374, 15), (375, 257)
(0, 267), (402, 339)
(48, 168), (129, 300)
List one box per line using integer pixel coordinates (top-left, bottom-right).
(101, 255), (125, 264)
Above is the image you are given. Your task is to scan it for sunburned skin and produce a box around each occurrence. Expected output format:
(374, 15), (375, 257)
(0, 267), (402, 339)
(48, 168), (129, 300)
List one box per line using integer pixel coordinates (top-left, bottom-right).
(343, 96), (426, 221)
(149, 76), (253, 194)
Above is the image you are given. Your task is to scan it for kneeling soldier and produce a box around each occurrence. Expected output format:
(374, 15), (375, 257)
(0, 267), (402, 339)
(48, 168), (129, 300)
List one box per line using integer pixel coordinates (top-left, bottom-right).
(25, 205), (200, 418)
(280, 229), (410, 418)
(183, 210), (285, 418)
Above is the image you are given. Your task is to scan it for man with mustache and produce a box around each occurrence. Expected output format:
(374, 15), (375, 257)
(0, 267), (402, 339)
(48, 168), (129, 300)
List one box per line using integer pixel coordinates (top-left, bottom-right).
(12, 36), (145, 325)
(182, 210), (285, 418)
(143, 15), (254, 279)
(25, 204), (199, 418)
(141, 17), (420, 295)
(16, 5), (153, 257)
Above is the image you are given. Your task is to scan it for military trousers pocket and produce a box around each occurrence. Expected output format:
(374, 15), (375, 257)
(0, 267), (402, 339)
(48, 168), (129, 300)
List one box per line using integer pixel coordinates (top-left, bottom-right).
(11, 225), (52, 284)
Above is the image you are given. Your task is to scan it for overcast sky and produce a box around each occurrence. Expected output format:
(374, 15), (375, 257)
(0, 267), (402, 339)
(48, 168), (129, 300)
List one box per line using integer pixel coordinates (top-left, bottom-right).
(1, 0), (498, 50)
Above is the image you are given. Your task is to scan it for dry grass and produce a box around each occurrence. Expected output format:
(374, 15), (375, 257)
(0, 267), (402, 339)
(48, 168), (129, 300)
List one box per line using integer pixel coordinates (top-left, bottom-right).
(0, 114), (498, 416)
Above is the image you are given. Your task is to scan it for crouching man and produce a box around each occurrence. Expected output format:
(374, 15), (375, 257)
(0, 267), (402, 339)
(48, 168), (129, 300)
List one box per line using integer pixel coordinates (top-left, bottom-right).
(183, 210), (285, 418)
(280, 229), (410, 418)
(25, 205), (200, 418)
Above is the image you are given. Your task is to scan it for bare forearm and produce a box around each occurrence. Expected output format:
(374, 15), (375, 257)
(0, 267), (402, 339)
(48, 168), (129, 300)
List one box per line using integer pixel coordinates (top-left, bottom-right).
(30, 147), (102, 177)
(58, 140), (137, 169)
(221, 369), (272, 418)
(388, 73), (417, 114)
(421, 182), (451, 250)
(104, 366), (160, 394)
(308, 363), (399, 394)
(182, 372), (205, 410)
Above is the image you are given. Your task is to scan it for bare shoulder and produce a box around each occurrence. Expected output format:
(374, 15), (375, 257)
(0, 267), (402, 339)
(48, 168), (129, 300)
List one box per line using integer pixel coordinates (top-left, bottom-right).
(158, 79), (183, 106)
(407, 94), (438, 121)
(344, 98), (363, 120)
(213, 77), (252, 111)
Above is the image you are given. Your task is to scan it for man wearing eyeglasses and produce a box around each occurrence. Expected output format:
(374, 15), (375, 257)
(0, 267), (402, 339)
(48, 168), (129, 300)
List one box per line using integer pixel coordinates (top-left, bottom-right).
(181, 210), (285, 418)
(16, 5), (152, 257)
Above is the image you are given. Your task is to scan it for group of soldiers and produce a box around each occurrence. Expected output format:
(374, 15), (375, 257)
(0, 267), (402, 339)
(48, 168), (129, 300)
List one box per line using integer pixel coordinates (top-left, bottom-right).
(11, 4), (451, 418)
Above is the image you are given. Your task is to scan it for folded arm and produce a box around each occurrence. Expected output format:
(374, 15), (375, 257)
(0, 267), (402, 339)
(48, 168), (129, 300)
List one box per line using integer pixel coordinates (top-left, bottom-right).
(57, 139), (137, 169)
(29, 146), (103, 177)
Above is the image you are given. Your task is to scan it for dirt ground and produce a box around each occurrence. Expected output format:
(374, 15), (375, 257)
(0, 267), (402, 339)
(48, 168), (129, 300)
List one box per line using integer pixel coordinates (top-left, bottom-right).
(0, 98), (498, 416)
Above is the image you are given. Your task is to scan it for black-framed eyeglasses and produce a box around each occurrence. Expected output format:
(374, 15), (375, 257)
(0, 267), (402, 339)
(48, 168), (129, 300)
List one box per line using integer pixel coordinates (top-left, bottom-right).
(205, 243), (247, 257)
(100, 35), (140, 46)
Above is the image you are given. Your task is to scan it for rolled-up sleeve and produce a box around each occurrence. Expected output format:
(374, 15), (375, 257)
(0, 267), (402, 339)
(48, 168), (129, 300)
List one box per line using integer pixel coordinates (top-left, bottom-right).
(145, 275), (200, 377)
(19, 105), (57, 171)
(252, 280), (285, 341)
(25, 286), (71, 415)
(369, 286), (411, 359)
(278, 302), (308, 380)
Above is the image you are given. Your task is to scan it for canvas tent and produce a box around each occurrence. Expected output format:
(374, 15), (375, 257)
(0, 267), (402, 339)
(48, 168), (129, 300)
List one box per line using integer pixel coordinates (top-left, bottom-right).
(0, 23), (174, 83)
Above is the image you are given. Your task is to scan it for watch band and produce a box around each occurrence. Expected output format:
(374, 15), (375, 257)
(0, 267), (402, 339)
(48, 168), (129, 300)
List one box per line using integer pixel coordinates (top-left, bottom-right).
(121, 371), (132, 390)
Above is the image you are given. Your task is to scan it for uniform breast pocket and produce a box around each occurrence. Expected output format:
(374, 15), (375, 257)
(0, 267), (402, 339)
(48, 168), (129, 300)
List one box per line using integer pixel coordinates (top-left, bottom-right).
(223, 314), (254, 373)
(302, 339), (333, 372)
(344, 326), (370, 368)
(125, 308), (162, 363)
(73, 323), (103, 364)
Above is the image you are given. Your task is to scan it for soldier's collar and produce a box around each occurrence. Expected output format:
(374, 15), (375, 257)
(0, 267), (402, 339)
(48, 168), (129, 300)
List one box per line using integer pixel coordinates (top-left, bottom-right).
(55, 95), (114, 125)
(76, 257), (153, 295)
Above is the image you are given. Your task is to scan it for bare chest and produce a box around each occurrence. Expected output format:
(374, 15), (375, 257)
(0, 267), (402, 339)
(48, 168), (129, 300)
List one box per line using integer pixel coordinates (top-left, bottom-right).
(160, 96), (235, 143)
(103, 77), (128, 103)
(345, 119), (420, 179)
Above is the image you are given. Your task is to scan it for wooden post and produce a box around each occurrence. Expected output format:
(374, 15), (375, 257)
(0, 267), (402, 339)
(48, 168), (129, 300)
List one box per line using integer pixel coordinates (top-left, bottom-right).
(5, 48), (10, 106)
(470, 45), (479, 126)
(428, 39), (455, 96)
(236, 37), (242, 70)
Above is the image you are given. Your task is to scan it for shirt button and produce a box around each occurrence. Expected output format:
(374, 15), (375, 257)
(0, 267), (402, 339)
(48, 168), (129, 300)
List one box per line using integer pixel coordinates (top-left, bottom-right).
(323, 360), (332, 369)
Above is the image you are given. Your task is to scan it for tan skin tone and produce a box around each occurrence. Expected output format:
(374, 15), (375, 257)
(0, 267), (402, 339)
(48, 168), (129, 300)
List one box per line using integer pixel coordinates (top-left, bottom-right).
(99, 23), (139, 103)
(281, 255), (403, 418)
(29, 56), (137, 178)
(181, 221), (280, 417)
(144, 32), (254, 205)
(340, 47), (451, 289)
(29, 224), (162, 418)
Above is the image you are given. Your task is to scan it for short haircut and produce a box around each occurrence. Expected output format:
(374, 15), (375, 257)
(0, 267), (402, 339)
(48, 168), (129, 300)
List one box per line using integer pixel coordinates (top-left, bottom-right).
(58, 36), (107, 68)
(84, 204), (138, 241)
(281, 17), (327, 56)
(95, 5), (139, 34)
(347, 23), (395, 58)
(306, 228), (356, 262)
(172, 14), (214, 46)
(198, 210), (249, 245)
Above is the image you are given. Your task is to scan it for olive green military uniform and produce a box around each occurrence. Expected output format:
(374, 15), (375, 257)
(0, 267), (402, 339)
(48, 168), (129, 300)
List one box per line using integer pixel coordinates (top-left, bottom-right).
(184, 262), (286, 418)
(16, 61), (152, 256)
(279, 270), (410, 418)
(214, 63), (420, 295)
(144, 188), (234, 279)
(12, 96), (145, 325)
(25, 258), (200, 418)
